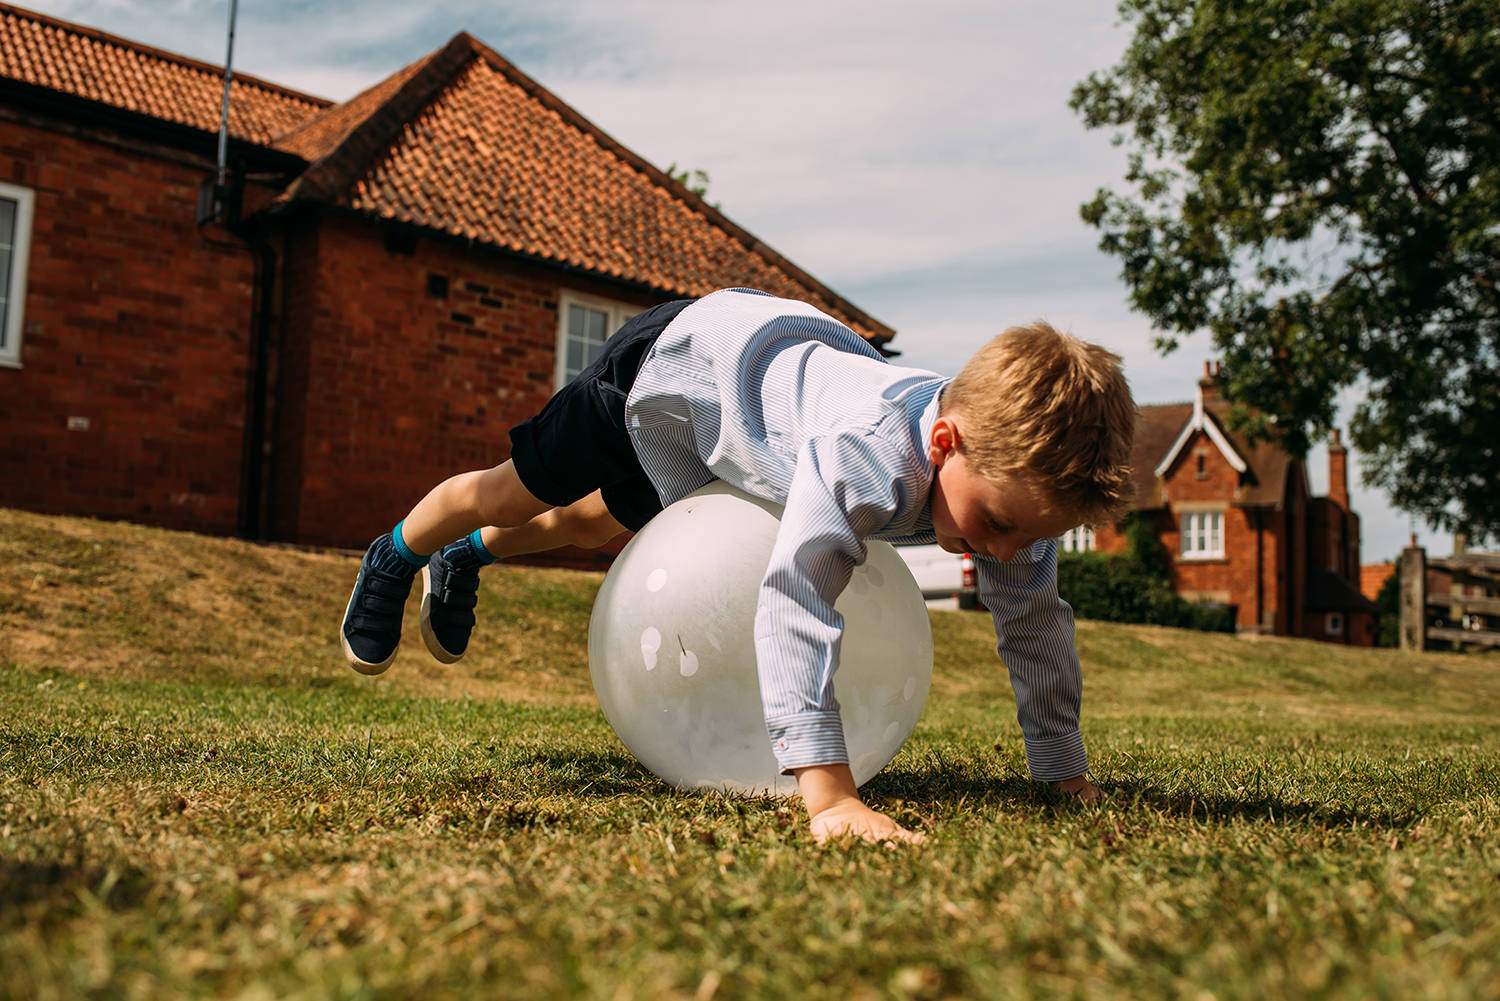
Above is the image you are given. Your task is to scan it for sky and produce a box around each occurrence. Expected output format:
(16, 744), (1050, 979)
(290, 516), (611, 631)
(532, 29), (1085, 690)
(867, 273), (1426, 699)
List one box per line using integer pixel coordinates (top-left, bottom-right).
(29, 0), (1453, 561)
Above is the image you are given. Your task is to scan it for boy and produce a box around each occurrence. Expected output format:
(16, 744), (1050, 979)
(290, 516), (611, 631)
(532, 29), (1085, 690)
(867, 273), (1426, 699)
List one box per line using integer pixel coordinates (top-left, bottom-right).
(340, 288), (1135, 845)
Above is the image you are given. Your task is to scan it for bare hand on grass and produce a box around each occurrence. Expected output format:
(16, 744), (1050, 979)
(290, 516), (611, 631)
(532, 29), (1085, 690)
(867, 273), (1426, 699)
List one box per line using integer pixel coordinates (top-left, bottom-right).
(795, 762), (925, 847)
(808, 800), (926, 846)
(1049, 774), (1104, 803)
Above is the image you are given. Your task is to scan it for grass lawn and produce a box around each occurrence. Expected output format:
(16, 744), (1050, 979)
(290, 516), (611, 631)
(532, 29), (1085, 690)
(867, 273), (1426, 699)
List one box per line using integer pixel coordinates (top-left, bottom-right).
(2, 507), (1498, 1001)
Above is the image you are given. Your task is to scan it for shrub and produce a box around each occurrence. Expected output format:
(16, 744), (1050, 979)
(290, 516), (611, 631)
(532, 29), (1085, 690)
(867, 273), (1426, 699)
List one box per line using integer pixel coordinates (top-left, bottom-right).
(1056, 514), (1236, 633)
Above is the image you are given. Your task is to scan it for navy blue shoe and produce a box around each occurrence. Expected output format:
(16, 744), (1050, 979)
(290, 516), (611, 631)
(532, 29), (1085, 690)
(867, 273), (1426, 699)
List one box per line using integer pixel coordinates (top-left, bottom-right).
(341, 537), (417, 675)
(420, 549), (480, 663)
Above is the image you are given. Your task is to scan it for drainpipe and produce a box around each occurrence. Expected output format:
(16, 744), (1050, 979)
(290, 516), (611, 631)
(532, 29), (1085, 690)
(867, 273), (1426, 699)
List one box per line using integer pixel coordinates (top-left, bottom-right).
(226, 173), (276, 541)
(1253, 507), (1264, 632)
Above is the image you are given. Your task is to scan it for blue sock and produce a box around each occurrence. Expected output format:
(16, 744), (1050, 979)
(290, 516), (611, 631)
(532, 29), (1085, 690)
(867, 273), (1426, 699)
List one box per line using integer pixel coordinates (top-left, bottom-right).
(443, 529), (497, 569)
(466, 529), (498, 565)
(390, 521), (427, 568)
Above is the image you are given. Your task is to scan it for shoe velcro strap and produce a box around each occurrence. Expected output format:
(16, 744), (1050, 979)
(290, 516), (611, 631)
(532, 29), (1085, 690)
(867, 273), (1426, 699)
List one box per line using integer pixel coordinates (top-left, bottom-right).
(439, 569), (479, 593)
(439, 586), (479, 609)
(364, 569), (414, 596)
(357, 592), (406, 616)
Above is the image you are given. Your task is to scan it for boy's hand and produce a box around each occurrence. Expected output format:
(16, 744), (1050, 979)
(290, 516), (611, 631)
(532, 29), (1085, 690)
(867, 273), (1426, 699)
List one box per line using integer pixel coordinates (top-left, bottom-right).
(809, 799), (926, 845)
(1048, 774), (1104, 802)
(794, 763), (926, 846)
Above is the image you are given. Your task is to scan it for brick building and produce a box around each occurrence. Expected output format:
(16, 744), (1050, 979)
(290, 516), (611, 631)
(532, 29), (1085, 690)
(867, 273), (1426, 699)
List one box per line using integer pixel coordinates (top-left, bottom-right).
(0, 4), (893, 559)
(1084, 363), (1380, 646)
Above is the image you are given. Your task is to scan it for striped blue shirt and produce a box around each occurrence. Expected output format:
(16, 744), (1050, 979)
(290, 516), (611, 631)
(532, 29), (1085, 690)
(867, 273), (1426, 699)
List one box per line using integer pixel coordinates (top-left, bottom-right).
(625, 289), (1087, 781)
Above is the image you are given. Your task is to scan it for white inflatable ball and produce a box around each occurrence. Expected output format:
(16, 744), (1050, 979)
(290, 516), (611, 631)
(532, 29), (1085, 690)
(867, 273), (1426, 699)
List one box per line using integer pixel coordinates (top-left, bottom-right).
(588, 481), (933, 795)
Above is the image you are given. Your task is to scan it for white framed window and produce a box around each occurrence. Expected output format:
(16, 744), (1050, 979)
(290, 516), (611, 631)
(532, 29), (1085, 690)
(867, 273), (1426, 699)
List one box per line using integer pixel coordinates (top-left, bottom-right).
(1325, 612), (1344, 636)
(1060, 526), (1095, 552)
(1179, 510), (1225, 558)
(555, 291), (639, 389)
(0, 180), (36, 369)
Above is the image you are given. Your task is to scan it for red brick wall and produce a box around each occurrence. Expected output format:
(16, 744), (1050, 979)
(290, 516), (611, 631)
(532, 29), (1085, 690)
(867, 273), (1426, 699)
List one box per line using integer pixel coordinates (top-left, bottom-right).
(0, 117), (258, 535)
(272, 212), (667, 551)
(1158, 432), (1272, 630)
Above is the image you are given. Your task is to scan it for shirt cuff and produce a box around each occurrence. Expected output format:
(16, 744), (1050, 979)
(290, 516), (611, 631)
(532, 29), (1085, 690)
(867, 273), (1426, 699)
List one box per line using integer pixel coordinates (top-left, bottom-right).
(1021, 730), (1089, 782)
(766, 710), (849, 774)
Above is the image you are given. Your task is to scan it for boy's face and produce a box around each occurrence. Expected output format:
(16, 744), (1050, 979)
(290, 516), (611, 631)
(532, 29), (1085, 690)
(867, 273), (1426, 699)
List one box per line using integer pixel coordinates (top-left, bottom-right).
(926, 417), (1079, 562)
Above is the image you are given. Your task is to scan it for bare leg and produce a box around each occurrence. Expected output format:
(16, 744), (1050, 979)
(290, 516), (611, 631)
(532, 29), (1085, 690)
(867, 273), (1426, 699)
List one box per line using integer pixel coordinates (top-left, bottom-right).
(477, 490), (629, 559)
(399, 460), (552, 555)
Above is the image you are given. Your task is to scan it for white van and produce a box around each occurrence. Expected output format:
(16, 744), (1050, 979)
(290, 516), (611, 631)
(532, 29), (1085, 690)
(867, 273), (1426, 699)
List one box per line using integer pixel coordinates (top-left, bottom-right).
(895, 543), (981, 610)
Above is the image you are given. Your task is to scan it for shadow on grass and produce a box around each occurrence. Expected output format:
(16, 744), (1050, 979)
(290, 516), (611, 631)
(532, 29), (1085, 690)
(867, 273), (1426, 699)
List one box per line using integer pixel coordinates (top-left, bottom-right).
(863, 765), (1422, 830)
(438, 750), (1424, 832)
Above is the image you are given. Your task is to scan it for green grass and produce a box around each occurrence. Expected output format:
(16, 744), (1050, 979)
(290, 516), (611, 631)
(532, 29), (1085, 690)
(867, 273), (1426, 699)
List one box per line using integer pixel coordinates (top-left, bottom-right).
(2, 507), (1498, 1001)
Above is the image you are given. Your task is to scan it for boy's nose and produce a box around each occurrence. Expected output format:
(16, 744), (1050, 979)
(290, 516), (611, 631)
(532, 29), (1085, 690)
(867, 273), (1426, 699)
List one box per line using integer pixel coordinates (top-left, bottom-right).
(986, 537), (1019, 562)
(985, 534), (1035, 562)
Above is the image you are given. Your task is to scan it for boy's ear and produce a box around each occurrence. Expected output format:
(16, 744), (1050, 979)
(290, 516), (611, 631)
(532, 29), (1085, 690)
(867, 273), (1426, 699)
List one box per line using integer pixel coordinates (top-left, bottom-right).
(928, 416), (960, 466)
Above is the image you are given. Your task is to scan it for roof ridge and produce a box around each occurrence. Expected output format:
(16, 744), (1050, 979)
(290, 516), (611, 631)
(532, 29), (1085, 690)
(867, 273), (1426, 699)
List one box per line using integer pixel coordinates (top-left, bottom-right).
(0, 1), (331, 108)
(280, 33), (476, 203)
(460, 35), (893, 342)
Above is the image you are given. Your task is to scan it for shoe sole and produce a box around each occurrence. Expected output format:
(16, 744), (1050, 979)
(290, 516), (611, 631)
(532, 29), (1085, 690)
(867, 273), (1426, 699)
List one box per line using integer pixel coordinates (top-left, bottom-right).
(419, 564), (466, 665)
(340, 570), (397, 676)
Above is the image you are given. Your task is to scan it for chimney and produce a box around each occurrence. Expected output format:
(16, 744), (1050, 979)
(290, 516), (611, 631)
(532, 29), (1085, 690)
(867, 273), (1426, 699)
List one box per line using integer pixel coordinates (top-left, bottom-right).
(1328, 428), (1349, 510)
(1199, 360), (1219, 401)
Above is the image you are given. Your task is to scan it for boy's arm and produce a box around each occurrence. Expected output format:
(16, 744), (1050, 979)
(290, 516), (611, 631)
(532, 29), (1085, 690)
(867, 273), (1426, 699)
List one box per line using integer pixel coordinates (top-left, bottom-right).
(755, 430), (931, 839)
(972, 539), (1094, 789)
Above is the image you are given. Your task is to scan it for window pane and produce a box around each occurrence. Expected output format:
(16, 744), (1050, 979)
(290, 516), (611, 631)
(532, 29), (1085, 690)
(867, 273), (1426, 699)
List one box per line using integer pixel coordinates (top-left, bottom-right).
(0, 198), (15, 243)
(586, 308), (608, 342)
(566, 340), (584, 374)
(567, 305), (588, 338)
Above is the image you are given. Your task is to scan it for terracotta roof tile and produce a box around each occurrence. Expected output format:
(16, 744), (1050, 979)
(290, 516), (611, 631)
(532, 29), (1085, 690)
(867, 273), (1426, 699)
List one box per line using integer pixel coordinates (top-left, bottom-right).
(274, 51), (431, 163)
(0, 2), (326, 143)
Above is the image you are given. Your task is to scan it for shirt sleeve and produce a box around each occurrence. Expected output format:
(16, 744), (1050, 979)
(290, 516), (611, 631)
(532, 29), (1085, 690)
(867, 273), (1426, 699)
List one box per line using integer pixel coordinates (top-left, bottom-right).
(973, 539), (1089, 781)
(753, 427), (924, 773)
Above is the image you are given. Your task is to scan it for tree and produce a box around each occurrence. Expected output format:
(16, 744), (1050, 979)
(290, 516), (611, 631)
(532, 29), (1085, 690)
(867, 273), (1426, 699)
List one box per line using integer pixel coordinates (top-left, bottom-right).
(665, 162), (712, 199)
(1072, 0), (1500, 543)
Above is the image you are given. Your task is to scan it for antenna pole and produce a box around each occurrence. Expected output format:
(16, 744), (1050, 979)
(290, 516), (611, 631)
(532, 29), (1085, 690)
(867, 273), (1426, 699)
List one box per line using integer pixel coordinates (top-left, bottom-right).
(214, 0), (239, 216)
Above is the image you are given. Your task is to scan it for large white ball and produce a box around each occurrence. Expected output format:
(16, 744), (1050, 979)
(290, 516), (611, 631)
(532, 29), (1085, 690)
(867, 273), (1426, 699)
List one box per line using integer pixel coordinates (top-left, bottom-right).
(588, 481), (933, 795)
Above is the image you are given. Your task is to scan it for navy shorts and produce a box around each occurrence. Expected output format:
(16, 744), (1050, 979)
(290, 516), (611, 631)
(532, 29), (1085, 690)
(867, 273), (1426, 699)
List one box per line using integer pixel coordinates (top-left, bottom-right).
(508, 299), (694, 531)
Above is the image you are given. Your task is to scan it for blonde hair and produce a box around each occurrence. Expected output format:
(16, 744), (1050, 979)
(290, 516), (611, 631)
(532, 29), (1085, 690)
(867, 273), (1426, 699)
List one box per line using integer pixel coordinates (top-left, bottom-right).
(941, 321), (1136, 525)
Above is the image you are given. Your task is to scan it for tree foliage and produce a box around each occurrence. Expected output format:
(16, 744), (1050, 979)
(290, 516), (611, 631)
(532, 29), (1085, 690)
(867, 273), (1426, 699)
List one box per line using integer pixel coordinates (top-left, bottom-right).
(665, 162), (712, 199)
(1072, 0), (1500, 542)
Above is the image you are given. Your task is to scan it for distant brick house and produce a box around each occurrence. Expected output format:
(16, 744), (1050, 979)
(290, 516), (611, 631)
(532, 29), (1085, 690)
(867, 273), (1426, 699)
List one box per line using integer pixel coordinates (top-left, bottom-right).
(1078, 363), (1380, 646)
(0, 4), (893, 561)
